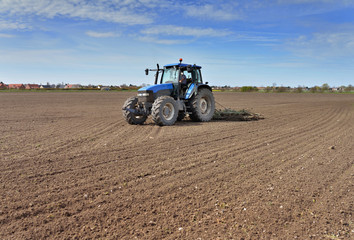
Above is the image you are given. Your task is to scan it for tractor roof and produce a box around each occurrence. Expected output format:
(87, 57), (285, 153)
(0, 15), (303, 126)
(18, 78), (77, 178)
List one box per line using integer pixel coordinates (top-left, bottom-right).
(164, 63), (201, 69)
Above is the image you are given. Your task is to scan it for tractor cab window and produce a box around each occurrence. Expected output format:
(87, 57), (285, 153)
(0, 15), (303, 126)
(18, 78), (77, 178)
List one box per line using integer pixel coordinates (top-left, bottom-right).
(161, 68), (178, 84)
(191, 69), (202, 84)
(196, 69), (202, 83)
(180, 69), (192, 84)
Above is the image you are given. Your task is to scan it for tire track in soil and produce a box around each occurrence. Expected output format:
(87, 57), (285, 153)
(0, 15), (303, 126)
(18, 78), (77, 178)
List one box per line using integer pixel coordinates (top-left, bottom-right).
(4, 121), (168, 180)
(0, 120), (116, 176)
(108, 101), (342, 185)
(20, 98), (343, 196)
(0, 117), (102, 159)
(29, 96), (322, 172)
(178, 101), (348, 190)
(1, 113), (153, 173)
(6, 100), (344, 187)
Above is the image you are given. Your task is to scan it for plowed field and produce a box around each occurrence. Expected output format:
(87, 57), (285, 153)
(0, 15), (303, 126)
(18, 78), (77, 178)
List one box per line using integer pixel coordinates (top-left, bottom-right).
(0, 92), (353, 239)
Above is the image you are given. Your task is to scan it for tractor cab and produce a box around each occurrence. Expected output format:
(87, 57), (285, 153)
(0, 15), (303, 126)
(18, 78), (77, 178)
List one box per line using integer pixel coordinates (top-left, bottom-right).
(161, 63), (202, 84)
(161, 62), (202, 98)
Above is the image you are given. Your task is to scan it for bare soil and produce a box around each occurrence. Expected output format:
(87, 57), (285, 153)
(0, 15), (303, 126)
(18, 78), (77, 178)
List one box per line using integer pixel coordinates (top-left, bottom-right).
(0, 92), (353, 239)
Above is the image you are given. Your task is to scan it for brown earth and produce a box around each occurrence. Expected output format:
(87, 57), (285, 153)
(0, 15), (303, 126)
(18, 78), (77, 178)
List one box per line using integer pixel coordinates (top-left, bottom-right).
(0, 91), (353, 239)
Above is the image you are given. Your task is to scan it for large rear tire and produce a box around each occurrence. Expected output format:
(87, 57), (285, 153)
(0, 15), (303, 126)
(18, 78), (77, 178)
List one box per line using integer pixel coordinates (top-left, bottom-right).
(122, 97), (147, 125)
(189, 88), (215, 122)
(151, 96), (178, 126)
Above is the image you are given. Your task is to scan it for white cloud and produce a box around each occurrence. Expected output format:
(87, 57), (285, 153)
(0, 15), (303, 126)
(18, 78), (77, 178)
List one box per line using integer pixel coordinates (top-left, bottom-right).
(277, 0), (353, 4)
(86, 31), (118, 38)
(184, 3), (243, 21)
(227, 33), (280, 42)
(141, 25), (280, 44)
(141, 25), (232, 38)
(139, 25), (234, 44)
(286, 32), (354, 58)
(0, 33), (15, 38)
(0, 20), (29, 30)
(0, 0), (153, 25)
(138, 35), (190, 45)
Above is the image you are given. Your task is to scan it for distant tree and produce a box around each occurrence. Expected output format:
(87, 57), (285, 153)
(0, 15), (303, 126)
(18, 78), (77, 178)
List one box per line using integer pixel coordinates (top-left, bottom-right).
(120, 84), (128, 90)
(264, 86), (272, 93)
(294, 86), (303, 93)
(276, 86), (288, 93)
(240, 86), (258, 92)
(321, 83), (329, 92)
(310, 86), (320, 93)
(344, 84), (353, 92)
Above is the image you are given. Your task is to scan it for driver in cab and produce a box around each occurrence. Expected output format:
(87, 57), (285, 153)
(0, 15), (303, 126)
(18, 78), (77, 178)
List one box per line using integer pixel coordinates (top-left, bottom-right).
(179, 71), (187, 85)
(179, 71), (188, 96)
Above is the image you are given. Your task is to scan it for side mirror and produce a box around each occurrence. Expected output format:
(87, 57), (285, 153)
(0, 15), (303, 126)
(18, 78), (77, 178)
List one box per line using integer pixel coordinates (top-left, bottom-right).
(205, 82), (209, 85)
(145, 69), (149, 75)
(187, 65), (192, 72)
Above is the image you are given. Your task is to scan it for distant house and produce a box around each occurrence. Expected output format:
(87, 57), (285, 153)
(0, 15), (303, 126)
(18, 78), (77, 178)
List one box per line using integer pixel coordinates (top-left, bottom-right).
(65, 84), (82, 89)
(56, 84), (66, 89)
(9, 84), (25, 89)
(25, 84), (40, 89)
(98, 86), (111, 91)
(39, 85), (53, 89)
(0, 82), (8, 89)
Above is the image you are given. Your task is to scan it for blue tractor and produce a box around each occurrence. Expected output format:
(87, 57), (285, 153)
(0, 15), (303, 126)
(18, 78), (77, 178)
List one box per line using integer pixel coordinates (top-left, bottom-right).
(122, 58), (215, 126)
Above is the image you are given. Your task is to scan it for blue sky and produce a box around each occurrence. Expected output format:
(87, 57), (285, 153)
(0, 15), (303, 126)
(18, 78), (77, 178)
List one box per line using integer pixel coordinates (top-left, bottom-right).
(1, 0), (354, 87)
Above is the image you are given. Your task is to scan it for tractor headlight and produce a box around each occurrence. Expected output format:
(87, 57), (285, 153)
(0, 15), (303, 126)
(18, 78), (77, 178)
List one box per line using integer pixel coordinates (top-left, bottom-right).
(138, 92), (149, 97)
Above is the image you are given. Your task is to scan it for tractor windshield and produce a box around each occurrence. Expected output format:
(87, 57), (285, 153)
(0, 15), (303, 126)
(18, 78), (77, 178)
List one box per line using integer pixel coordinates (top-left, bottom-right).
(161, 68), (178, 84)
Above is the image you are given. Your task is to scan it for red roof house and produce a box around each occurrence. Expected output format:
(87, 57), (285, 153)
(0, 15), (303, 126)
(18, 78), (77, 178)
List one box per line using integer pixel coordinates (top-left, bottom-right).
(8, 84), (25, 89)
(65, 84), (82, 89)
(25, 84), (40, 89)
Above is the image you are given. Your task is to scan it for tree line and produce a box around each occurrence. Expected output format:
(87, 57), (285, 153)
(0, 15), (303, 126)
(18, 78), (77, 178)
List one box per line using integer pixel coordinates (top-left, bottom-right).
(212, 84), (353, 93)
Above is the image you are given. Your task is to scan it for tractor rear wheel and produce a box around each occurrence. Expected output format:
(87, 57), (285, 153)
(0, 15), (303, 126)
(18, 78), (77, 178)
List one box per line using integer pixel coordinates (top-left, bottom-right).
(122, 97), (147, 125)
(189, 88), (215, 122)
(151, 96), (178, 126)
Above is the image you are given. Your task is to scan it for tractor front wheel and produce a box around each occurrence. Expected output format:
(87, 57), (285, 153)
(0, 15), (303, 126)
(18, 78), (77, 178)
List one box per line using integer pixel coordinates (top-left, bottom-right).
(189, 88), (215, 122)
(151, 96), (178, 126)
(122, 97), (147, 125)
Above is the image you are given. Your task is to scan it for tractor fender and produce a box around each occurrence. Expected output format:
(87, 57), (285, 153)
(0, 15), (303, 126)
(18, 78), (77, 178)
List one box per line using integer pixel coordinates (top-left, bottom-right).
(185, 84), (212, 99)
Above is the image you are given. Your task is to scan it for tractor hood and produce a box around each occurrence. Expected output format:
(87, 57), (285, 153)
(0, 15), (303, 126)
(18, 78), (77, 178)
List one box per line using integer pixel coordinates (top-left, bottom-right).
(137, 83), (174, 102)
(138, 83), (173, 93)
